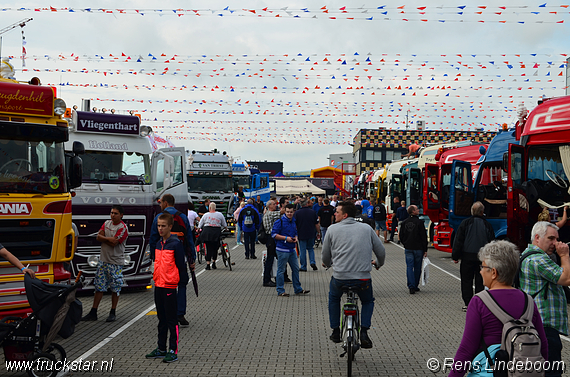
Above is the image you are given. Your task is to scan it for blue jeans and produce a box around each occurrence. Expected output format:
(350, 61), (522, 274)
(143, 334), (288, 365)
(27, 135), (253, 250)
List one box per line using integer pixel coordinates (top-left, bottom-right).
(236, 224), (242, 244)
(328, 277), (374, 329)
(298, 238), (315, 270)
(405, 249), (424, 289)
(276, 250), (303, 295)
(320, 227), (328, 242)
(244, 231), (256, 258)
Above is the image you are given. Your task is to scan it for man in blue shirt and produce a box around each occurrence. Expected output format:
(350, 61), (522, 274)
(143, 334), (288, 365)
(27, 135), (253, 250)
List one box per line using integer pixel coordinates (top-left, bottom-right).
(149, 194), (195, 328)
(312, 197), (324, 214)
(238, 199), (260, 259)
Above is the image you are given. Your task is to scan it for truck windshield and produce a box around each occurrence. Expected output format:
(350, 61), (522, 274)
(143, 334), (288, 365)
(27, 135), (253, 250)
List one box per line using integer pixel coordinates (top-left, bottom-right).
(82, 151), (151, 184)
(0, 138), (66, 194)
(188, 176), (233, 192)
(233, 176), (251, 191)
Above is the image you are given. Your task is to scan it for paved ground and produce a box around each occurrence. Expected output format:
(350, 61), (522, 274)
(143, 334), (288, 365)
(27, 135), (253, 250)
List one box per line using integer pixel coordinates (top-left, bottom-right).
(3, 237), (570, 377)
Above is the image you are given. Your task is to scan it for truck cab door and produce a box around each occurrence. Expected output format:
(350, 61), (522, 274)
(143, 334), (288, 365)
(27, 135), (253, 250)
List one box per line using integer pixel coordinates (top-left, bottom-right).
(449, 161), (473, 229)
(407, 168), (422, 209)
(506, 144), (528, 250)
(152, 151), (175, 196)
(389, 174), (403, 212)
(423, 164), (440, 221)
(154, 146), (187, 211)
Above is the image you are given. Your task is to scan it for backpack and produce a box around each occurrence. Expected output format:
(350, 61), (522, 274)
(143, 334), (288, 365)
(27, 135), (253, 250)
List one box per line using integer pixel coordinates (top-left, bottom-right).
(164, 210), (194, 262)
(477, 290), (545, 377)
(244, 209), (254, 226)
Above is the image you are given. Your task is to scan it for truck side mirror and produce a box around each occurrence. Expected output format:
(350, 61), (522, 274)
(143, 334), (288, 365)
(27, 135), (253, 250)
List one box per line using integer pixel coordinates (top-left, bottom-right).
(72, 141), (85, 155)
(69, 155), (83, 189)
(502, 152), (509, 173)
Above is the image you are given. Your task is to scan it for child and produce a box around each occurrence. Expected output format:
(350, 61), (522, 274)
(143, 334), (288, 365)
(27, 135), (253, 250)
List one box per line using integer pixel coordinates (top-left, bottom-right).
(145, 213), (188, 363)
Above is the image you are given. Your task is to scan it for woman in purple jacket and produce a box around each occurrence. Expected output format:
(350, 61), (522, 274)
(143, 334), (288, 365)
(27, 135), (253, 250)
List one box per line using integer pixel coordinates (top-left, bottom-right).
(449, 240), (548, 377)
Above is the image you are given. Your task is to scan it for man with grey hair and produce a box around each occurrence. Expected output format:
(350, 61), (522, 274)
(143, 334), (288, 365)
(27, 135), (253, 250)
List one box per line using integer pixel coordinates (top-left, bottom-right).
(520, 221), (570, 377)
(262, 199), (281, 287)
(452, 201), (495, 311)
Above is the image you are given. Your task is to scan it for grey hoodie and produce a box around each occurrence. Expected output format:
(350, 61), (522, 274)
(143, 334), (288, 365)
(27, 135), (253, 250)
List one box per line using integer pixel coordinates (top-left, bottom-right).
(322, 217), (386, 280)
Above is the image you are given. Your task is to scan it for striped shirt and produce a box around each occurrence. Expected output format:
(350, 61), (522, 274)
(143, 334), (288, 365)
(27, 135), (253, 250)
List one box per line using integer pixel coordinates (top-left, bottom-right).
(520, 244), (568, 335)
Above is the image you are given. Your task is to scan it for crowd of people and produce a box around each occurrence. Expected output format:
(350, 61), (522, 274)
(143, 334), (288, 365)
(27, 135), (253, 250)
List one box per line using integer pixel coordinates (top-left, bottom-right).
(4, 187), (563, 371)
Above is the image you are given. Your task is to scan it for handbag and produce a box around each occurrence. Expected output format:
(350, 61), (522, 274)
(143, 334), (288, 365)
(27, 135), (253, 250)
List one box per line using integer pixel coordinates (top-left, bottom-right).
(465, 344), (500, 377)
(257, 221), (268, 244)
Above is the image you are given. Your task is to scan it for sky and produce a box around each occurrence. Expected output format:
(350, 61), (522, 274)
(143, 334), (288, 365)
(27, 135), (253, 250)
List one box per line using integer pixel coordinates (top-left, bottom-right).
(1, 1), (569, 172)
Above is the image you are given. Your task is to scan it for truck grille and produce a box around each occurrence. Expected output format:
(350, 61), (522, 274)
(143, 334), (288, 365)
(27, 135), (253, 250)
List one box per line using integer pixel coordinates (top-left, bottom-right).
(0, 219), (55, 260)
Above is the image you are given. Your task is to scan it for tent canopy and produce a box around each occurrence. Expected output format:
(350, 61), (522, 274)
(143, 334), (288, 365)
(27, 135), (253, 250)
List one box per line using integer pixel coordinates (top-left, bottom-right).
(275, 179), (326, 195)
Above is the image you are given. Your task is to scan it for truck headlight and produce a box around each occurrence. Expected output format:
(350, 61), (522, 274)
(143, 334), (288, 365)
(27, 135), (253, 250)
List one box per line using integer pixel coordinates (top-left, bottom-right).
(142, 244), (151, 264)
(140, 125), (153, 137)
(87, 255), (99, 267)
(54, 98), (67, 115)
(124, 254), (131, 265)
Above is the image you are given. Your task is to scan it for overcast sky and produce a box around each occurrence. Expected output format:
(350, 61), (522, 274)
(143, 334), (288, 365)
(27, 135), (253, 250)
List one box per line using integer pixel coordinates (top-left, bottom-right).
(1, 0), (569, 171)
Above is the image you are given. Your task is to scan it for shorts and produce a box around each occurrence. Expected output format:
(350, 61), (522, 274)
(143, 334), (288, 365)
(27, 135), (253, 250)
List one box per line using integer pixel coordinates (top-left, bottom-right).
(94, 261), (124, 294)
(375, 221), (387, 231)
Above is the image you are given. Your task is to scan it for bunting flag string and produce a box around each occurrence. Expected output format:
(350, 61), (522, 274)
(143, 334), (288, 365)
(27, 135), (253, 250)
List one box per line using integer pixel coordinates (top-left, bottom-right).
(2, 5), (570, 24)
(150, 122), (504, 146)
(147, 120), (508, 129)
(14, 51), (570, 63)
(20, 67), (568, 81)
(84, 99), (520, 112)
(5, 48), (562, 145)
(46, 81), (563, 101)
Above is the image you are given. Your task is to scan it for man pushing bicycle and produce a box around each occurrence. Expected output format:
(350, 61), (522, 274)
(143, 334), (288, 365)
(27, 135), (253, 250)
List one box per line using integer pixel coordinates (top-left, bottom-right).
(321, 201), (386, 349)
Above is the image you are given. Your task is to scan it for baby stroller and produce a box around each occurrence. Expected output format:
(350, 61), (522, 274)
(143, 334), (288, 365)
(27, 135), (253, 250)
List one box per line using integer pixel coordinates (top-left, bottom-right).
(0, 272), (83, 377)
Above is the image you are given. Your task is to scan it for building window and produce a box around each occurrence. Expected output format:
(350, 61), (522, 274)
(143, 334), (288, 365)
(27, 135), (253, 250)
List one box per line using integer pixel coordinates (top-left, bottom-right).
(365, 150), (382, 162)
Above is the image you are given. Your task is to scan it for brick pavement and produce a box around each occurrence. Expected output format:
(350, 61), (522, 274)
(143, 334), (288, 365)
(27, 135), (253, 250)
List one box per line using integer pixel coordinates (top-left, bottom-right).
(3, 239), (570, 377)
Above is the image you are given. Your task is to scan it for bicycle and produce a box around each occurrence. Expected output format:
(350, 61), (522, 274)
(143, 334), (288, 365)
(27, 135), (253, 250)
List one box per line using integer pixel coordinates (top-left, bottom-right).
(194, 228), (205, 264)
(340, 286), (361, 377)
(218, 229), (233, 271)
(196, 243), (205, 264)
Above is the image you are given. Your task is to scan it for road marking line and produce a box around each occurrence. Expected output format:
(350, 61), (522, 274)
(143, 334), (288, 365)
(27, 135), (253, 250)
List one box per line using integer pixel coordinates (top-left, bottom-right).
(58, 268), (207, 376)
(391, 242), (570, 343)
(392, 242), (461, 281)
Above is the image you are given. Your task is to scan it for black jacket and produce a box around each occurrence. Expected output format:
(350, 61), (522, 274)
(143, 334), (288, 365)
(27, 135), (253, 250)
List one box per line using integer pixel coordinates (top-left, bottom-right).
(399, 215), (428, 253)
(451, 215), (495, 262)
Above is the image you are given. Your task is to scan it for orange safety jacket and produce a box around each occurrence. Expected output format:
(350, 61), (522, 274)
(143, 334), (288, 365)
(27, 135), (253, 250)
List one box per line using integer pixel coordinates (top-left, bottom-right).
(153, 234), (188, 289)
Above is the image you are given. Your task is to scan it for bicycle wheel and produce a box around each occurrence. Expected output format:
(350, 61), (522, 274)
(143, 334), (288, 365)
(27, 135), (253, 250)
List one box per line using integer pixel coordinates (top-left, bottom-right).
(224, 244), (232, 271)
(346, 327), (354, 377)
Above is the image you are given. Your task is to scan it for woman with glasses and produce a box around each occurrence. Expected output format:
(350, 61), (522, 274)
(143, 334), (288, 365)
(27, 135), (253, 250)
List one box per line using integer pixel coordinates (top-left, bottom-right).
(448, 240), (548, 377)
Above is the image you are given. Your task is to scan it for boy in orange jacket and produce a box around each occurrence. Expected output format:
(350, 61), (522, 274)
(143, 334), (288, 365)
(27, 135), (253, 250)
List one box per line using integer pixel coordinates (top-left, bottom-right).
(145, 213), (189, 363)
